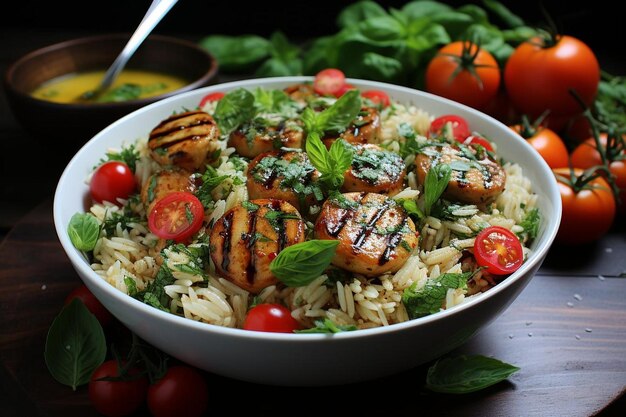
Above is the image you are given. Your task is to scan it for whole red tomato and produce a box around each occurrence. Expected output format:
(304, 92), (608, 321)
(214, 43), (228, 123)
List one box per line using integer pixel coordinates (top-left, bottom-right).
(89, 360), (148, 417)
(64, 284), (114, 327)
(553, 168), (616, 245)
(510, 124), (569, 169)
(90, 161), (136, 205)
(570, 134), (626, 212)
(504, 35), (600, 119)
(147, 366), (209, 417)
(425, 40), (501, 110)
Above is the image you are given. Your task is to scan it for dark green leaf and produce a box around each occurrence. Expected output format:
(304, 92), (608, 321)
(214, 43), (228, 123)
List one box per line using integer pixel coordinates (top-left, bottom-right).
(270, 240), (339, 287)
(359, 15), (406, 42)
(397, 198), (424, 220)
(199, 35), (271, 71)
(337, 1), (387, 29)
(44, 299), (106, 390)
(481, 0), (525, 28)
(213, 88), (256, 134)
(402, 271), (470, 319)
(67, 213), (100, 251)
(401, 0), (452, 19)
(426, 354), (520, 393)
(317, 89), (362, 132)
(362, 52), (404, 82)
(302, 36), (336, 74)
(305, 131), (333, 175)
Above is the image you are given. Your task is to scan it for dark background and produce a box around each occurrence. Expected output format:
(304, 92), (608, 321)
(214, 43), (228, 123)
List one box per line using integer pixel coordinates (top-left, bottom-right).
(1, 0), (624, 73)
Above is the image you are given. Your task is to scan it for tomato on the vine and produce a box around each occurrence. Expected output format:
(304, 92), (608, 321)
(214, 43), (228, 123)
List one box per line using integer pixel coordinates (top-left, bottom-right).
(198, 91), (225, 107)
(64, 284), (113, 327)
(90, 161), (136, 205)
(429, 114), (470, 142)
(509, 123), (569, 169)
(313, 68), (346, 97)
(570, 134), (626, 211)
(243, 303), (300, 333)
(89, 360), (148, 417)
(361, 90), (391, 108)
(148, 191), (205, 243)
(147, 366), (209, 417)
(504, 35), (600, 119)
(425, 40), (501, 110)
(474, 226), (524, 275)
(553, 167), (616, 245)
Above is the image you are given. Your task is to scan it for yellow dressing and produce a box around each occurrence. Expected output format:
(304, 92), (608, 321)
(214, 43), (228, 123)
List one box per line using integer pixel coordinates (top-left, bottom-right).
(31, 69), (188, 103)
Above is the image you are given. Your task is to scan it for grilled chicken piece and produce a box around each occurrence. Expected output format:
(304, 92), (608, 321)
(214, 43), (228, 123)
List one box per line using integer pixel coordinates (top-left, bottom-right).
(314, 192), (418, 276)
(341, 144), (406, 196)
(247, 150), (322, 212)
(284, 83), (315, 103)
(210, 199), (305, 293)
(415, 143), (506, 205)
(141, 168), (196, 215)
(148, 110), (221, 171)
(228, 120), (303, 159)
(323, 106), (381, 147)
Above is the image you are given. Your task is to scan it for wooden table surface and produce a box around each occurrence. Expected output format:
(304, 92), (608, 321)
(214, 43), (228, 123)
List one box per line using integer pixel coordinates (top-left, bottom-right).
(1, 30), (625, 417)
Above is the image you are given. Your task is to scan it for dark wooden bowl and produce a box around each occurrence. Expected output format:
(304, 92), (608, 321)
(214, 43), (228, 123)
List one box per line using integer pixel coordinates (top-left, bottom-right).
(3, 33), (218, 161)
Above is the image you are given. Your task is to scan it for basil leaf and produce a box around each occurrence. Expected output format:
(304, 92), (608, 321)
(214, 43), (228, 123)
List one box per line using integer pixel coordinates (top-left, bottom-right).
(426, 354), (520, 394)
(337, 1), (387, 29)
(423, 163), (452, 216)
(316, 89), (362, 133)
(67, 212), (100, 251)
(481, 0), (525, 28)
(213, 88), (256, 135)
(270, 240), (339, 287)
(44, 298), (106, 390)
(328, 139), (354, 188)
(199, 35), (271, 71)
(397, 198), (424, 221)
(305, 131), (333, 174)
(402, 271), (470, 319)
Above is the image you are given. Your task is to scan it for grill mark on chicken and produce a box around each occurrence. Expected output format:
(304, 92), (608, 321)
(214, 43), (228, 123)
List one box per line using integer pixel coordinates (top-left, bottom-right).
(244, 210), (259, 284)
(379, 228), (405, 265)
(353, 200), (392, 250)
(325, 192), (366, 237)
(219, 211), (235, 272)
(150, 118), (214, 142)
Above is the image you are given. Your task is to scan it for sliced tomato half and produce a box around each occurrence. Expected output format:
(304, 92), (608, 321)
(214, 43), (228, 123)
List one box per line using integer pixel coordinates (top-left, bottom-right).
(313, 68), (346, 97)
(474, 226), (524, 275)
(198, 91), (225, 108)
(148, 192), (204, 243)
(361, 90), (391, 108)
(430, 114), (471, 142)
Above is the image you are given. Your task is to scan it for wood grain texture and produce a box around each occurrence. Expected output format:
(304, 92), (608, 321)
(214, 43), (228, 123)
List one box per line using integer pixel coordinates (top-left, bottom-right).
(0, 199), (625, 417)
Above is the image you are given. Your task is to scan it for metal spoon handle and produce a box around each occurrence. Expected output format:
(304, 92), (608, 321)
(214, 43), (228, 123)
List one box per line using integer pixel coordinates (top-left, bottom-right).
(98, 0), (179, 92)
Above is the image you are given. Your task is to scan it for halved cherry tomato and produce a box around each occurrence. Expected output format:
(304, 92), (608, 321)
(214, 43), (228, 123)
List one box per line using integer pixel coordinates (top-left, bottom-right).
(361, 90), (391, 108)
(474, 226), (524, 275)
(148, 192), (204, 243)
(242, 304), (300, 333)
(313, 68), (346, 97)
(90, 161), (136, 205)
(198, 92), (224, 108)
(463, 135), (494, 152)
(430, 114), (470, 142)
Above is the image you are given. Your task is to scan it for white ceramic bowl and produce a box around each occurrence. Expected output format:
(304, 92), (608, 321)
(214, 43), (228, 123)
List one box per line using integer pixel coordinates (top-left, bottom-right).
(53, 76), (561, 386)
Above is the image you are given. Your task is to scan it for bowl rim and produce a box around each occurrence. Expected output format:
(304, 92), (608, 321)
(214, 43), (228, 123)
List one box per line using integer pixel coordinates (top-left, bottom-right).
(3, 33), (218, 109)
(54, 75), (562, 342)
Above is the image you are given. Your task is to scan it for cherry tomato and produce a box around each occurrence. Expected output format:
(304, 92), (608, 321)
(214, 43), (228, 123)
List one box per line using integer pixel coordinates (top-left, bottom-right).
(89, 360), (148, 417)
(504, 35), (600, 119)
(147, 366), (209, 417)
(361, 90), (391, 108)
(90, 161), (136, 205)
(425, 41), (501, 110)
(570, 134), (626, 212)
(313, 68), (346, 97)
(474, 226), (524, 275)
(148, 191), (205, 243)
(64, 284), (113, 327)
(553, 168), (616, 245)
(198, 91), (225, 107)
(463, 135), (494, 152)
(510, 124), (569, 169)
(429, 114), (470, 142)
(243, 303), (300, 333)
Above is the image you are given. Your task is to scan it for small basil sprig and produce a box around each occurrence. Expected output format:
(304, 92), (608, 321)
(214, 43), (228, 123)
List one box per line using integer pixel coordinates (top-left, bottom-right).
(213, 88), (256, 135)
(423, 163), (452, 216)
(301, 89), (362, 135)
(67, 212), (100, 251)
(306, 132), (353, 189)
(269, 239), (339, 287)
(44, 298), (107, 390)
(426, 354), (520, 394)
